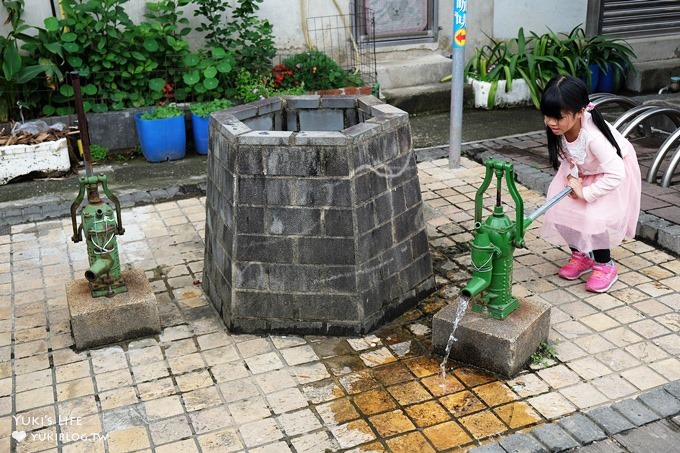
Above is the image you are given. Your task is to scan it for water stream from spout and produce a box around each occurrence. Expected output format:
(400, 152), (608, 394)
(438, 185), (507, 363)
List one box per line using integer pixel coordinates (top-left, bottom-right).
(439, 295), (470, 381)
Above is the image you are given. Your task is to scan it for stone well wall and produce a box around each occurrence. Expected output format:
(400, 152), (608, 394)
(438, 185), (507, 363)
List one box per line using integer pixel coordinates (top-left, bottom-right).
(203, 95), (434, 335)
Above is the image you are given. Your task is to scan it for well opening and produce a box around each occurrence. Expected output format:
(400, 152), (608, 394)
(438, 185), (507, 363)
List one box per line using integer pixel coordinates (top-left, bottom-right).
(202, 94), (435, 335)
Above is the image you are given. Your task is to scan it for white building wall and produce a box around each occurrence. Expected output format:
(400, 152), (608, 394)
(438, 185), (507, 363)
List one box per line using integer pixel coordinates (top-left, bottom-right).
(492, 0), (588, 39)
(23, 0), (666, 81)
(2, 1), (587, 57)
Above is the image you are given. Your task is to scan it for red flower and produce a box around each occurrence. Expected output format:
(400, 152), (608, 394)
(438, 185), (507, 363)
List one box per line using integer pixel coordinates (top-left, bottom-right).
(272, 64), (296, 88)
(163, 82), (174, 99)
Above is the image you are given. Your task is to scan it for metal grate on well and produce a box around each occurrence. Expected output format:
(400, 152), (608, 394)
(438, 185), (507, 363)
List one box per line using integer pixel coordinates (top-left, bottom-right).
(305, 8), (378, 88)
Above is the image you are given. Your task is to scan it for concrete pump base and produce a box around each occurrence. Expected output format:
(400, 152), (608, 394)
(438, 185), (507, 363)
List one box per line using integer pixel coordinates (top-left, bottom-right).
(67, 269), (160, 350)
(432, 296), (551, 378)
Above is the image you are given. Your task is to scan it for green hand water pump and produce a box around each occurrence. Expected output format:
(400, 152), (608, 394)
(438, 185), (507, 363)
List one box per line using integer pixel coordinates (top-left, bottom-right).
(68, 71), (127, 298)
(461, 159), (571, 319)
(70, 175), (127, 297)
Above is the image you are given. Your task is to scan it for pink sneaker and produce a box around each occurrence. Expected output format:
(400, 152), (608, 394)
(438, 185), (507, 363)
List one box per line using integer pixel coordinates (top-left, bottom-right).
(586, 262), (618, 293)
(558, 251), (594, 280)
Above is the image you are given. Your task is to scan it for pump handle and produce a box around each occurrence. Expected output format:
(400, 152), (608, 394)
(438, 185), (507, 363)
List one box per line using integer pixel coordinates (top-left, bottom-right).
(524, 187), (573, 229)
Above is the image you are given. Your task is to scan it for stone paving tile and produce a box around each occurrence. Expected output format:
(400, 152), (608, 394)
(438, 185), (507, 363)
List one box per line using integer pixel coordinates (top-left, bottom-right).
(527, 392), (578, 420)
(621, 366), (668, 391)
(494, 400), (542, 430)
(228, 396), (271, 424)
(106, 425), (151, 452)
(536, 364), (581, 388)
(2, 159), (679, 452)
(591, 373), (639, 401)
(560, 382), (610, 409)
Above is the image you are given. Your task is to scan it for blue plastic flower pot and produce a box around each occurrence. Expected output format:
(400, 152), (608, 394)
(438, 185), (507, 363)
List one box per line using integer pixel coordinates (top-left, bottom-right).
(596, 63), (621, 93)
(134, 112), (186, 162)
(581, 64), (600, 94)
(191, 113), (209, 155)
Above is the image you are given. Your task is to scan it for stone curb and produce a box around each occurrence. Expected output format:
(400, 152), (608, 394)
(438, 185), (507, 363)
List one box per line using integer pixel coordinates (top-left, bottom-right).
(0, 181), (206, 232)
(414, 134), (680, 257)
(468, 382), (680, 453)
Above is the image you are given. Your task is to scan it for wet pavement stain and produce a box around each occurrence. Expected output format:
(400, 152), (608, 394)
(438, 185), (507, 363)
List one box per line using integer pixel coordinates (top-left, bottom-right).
(386, 431), (435, 453)
(440, 390), (487, 417)
(306, 267), (557, 451)
(459, 411), (508, 440)
(493, 401), (542, 429)
(421, 373), (465, 397)
(404, 400), (451, 428)
(353, 389), (398, 416)
(387, 381), (433, 406)
(310, 299), (549, 451)
(423, 420), (473, 450)
(339, 372), (380, 395)
(369, 410), (416, 437)
(473, 381), (519, 407)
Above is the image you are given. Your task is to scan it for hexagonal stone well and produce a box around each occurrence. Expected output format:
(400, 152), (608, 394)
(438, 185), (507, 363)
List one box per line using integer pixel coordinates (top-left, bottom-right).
(203, 95), (434, 335)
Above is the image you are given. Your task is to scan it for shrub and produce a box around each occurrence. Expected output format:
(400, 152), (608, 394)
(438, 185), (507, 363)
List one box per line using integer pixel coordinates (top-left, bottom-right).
(193, 0), (275, 77)
(190, 99), (233, 118)
(234, 70), (305, 104)
(273, 50), (364, 91)
(140, 105), (183, 120)
(90, 144), (109, 161)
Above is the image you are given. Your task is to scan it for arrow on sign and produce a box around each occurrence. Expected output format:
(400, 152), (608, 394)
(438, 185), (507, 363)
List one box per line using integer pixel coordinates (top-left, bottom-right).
(455, 29), (467, 45)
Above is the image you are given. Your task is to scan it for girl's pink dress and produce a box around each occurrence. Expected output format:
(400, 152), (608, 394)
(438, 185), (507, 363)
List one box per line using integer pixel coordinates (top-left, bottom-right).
(541, 111), (641, 252)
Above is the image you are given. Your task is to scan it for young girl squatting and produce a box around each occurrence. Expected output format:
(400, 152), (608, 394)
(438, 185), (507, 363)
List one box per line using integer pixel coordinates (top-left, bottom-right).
(540, 75), (641, 293)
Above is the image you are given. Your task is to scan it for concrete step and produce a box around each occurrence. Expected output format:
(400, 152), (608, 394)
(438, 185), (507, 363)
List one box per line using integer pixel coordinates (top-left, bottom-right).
(376, 53), (452, 90)
(382, 82), (450, 113)
(382, 81), (477, 114)
(626, 59), (680, 93)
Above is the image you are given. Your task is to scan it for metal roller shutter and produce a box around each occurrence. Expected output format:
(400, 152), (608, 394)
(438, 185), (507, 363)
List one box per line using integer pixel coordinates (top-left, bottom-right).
(601, 0), (680, 37)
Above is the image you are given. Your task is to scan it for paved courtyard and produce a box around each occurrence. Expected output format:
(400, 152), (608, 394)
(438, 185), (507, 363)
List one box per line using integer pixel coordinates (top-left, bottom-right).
(1, 155), (679, 452)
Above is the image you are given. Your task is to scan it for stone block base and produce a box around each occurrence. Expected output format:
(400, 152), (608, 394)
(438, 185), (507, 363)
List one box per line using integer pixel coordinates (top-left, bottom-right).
(432, 297), (551, 378)
(66, 269), (160, 350)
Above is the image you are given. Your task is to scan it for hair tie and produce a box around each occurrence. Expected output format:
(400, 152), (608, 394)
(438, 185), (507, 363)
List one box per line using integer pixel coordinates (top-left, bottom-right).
(586, 102), (595, 112)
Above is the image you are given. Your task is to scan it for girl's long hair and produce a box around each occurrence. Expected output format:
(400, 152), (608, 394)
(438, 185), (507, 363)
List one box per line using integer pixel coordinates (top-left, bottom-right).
(540, 75), (622, 169)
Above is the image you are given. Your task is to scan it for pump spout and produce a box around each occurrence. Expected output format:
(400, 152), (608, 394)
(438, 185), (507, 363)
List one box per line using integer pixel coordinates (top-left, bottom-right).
(461, 231), (497, 299)
(85, 256), (113, 283)
(461, 276), (490, 299)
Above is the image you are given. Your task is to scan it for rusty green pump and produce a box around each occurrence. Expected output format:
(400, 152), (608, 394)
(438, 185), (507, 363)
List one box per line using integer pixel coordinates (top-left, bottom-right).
(70, 175), (127, 297)
(461, 159), (570, 319)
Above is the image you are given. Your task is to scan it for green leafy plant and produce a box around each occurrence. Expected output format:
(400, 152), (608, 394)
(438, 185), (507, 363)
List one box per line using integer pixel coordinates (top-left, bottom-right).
(193, 0), (275, 77)
(586, 33), (636, 91)
(465, 26), (636, 108)
(175, 47), (236, 102)
(0, 0), (61, 121)
(40, 0), (136, 114)
(235, 69), (271, 103)
(464, 29), (533, 108)
(530, 340), (559, 367)
(138, 0), (192, 103)
(90, 144), (109, 161)
(234, 70), (306, 104)
(273, 50), (364, 91)
(140, 105), (183, 120)
(190, 98), (233, 118)
(29, 0), (196, 115)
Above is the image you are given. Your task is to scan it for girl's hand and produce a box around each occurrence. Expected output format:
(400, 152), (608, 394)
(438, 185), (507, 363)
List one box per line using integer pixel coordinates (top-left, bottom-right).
(566, 175), (584, 199)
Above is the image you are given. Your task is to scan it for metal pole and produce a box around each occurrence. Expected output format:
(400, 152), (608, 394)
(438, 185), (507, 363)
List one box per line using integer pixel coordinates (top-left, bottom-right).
(526, 187), (573, 222)
(71, 71), (93, 177)
(449, 0), (467, 169)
